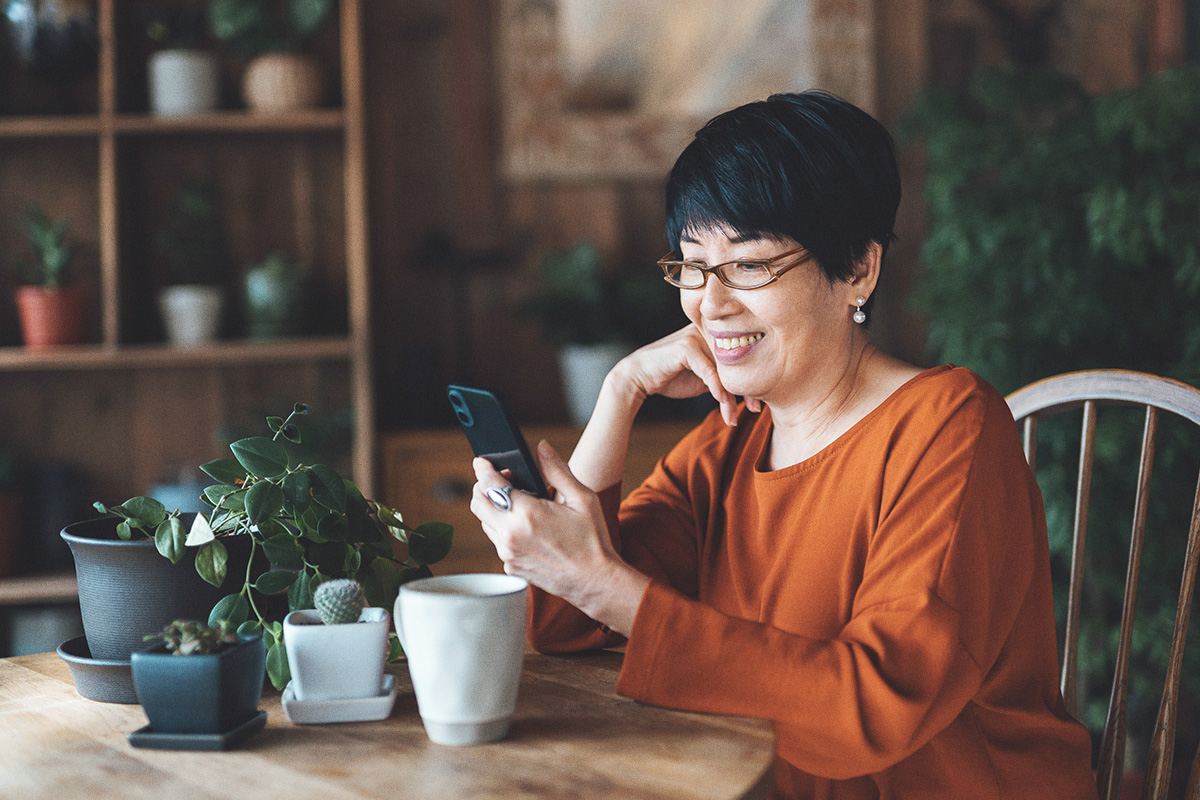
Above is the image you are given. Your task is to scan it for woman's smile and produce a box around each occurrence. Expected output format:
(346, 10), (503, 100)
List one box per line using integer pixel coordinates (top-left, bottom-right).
(711, 331), (764, 362)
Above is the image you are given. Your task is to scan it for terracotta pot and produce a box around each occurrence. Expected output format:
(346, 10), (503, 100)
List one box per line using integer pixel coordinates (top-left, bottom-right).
(242, 53), (323, 112)
(14, 285), (87, 348)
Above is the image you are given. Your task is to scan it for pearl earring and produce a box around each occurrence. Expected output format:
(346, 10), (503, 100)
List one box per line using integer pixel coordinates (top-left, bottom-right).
(853, 297), (867, 324)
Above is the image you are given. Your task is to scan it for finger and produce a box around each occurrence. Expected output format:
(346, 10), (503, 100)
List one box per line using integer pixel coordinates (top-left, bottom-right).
(534, 440), (588, 505)
(745, 396), (763, 413)
(686, 351), (739, 425)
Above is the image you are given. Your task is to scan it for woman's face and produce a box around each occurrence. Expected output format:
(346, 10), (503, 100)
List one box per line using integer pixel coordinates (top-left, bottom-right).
(677, 227), (858, 406)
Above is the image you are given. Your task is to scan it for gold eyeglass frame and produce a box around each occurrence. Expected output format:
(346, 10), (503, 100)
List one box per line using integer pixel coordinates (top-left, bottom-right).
(657, 245), (812, 289)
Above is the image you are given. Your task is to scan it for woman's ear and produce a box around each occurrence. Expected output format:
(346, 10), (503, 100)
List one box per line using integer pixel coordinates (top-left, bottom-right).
(847, 241), (882, 302)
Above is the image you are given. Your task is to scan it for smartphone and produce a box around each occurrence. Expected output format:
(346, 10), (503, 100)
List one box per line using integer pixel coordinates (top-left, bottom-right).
(447, 384), (550, 498)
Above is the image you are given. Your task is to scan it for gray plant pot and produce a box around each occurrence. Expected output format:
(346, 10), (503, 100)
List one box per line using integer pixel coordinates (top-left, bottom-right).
(131, 635), (266, 734)
(60, 516), (245, 661)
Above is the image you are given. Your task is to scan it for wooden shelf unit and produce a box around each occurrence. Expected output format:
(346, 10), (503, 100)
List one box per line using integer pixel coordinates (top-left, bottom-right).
(0, 1), (375, 597)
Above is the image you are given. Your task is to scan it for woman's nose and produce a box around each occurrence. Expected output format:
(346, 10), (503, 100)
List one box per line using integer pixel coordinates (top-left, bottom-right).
(698, 275), (738, 317)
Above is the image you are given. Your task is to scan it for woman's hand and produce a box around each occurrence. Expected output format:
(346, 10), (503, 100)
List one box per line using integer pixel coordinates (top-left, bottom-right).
(470, 440), (648, 635)
(613, 323), (757, 426)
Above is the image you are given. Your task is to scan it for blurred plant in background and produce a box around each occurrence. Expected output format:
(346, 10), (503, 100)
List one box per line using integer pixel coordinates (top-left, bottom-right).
(899, 63), (1200, 754)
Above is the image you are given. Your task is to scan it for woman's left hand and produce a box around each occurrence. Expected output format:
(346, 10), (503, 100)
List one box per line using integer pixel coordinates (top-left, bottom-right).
(469, 440), (648, 635)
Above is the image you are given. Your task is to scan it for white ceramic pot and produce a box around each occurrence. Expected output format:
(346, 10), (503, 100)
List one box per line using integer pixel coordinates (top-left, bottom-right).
(283, 607), (389, 701)
(558, 342), (631, 426)
(242, 53), (323, 112)
(148, 49), (219, 115)
(158, 285), (223, 346)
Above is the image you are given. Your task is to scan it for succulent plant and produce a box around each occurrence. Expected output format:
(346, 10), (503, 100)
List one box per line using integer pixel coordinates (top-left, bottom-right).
(314, 578), (366, 625)
(145, 619), (238, 656)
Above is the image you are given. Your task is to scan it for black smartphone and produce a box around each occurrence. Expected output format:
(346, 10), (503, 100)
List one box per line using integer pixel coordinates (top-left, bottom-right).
(447, 384), (550, 499)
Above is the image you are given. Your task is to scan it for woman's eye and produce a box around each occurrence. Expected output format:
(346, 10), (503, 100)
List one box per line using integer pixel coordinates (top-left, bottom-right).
(735, 262), (769, 274)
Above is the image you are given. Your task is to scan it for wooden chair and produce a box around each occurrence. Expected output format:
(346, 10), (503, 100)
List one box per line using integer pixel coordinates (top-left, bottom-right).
(1006, 370), (1200, 800)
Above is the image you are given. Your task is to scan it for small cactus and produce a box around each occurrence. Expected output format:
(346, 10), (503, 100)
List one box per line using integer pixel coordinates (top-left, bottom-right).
(314, 579), (366, 625)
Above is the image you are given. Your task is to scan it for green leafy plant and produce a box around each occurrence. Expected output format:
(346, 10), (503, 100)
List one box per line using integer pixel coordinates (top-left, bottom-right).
(145, 619), (239, 656)
(9, 207), (85, 288)
(96, 403), (453, 689)
(898, 64), (1200, 744)
(207, 0), (333, 55)
(156, 177), (234, 286)
(516, 239), (683, 347)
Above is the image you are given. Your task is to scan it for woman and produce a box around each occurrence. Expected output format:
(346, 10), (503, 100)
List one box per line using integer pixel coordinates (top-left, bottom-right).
(470, 91), (1097, 799)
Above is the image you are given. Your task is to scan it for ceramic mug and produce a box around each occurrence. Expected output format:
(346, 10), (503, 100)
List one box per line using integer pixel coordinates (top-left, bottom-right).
(394, 573), (528, 745)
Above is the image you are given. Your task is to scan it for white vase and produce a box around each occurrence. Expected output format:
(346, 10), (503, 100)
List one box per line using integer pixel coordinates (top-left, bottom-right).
(148, 49), (219, 115)
(283, 607), (390, 701)
(158, 285), (223, 346)
(558, 342), (630, 426)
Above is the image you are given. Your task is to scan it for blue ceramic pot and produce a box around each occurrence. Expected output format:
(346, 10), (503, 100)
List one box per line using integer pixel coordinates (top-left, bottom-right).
(132, 635), (266, 734)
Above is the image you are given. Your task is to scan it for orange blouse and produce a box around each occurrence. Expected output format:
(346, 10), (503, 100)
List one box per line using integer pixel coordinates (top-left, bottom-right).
(529, 366), (1098, 799)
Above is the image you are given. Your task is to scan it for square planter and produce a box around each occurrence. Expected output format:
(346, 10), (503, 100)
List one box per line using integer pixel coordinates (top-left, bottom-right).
(131, 634), (266, 734)
(283, 607), (389, 701)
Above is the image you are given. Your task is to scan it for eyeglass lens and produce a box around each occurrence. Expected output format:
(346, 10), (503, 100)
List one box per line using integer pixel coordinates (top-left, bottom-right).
(664, 260), (774, 289)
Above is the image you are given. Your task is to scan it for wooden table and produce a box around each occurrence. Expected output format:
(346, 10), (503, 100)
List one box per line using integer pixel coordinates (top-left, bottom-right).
(0, 648), (774, 800)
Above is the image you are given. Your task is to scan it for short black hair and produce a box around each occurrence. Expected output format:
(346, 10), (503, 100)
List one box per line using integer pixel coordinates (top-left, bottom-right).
(664, 90), (900, 293)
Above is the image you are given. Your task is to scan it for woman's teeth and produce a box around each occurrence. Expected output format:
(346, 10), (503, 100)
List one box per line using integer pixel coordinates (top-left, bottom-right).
(714, 333), (763, 350)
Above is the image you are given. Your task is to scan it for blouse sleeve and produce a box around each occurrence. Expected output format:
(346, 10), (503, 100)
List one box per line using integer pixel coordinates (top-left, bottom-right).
(527, 417), (717, 653)
(614, 390), (1045, 778)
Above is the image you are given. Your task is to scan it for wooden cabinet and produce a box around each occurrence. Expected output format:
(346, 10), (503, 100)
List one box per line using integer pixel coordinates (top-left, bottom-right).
(0, 1), (372, 598)
(381, 422), (697, 576)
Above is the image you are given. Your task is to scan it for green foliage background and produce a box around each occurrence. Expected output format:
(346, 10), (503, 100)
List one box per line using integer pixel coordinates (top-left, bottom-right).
(898, 64), (1200, 757)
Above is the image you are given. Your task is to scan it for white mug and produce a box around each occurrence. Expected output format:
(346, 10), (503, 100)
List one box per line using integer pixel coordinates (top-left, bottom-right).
(394, 573), (528, 745)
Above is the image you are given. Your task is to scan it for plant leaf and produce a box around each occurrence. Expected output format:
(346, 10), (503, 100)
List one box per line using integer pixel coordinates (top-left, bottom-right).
(266, 415), (285, 433)
(245, 479), (285, 524)
(288, 569), (313, 610)
(237, 620), (262, 637)
(195, 538), (228, 587)
(255, 569), (298, 595)
(266, 641), (290, 690)
(154, 517), (187, 563)
(308, 465), (346, 512)
(262, 531), (303, 567)
(230, 437), (290, 479)
(200, 456), (250, 485)
(408, 521), (453, 565)
(118, 497), (167, 528)
(281, 469), (312, 513)
(209, 592), (248, 628)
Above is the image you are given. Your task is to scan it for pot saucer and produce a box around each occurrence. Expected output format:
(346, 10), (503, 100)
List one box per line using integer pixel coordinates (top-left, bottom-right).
(128, 710), (267, 751)
(281, 674), (397, 724)
(56, 635), (136, 704)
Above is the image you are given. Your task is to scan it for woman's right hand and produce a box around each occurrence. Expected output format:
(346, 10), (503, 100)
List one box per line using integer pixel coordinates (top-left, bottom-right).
(612, 323), (744, 426)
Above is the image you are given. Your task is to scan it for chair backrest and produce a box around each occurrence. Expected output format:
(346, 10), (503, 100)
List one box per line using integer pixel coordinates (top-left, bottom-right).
(1006, 369), (1200, 800)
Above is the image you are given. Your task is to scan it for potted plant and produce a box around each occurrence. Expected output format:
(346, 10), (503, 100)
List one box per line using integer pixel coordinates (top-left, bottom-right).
(897, 63), (1200, 739)
(516, 240), (682, 424)
(143, 2), (219, 116)
(130, 619), (267, 747)
(8, 206), (89, 348)
(283, 578), (392, 712)
(241, 249), (308, 339)
(155, 177), (233, 346)
(207, 0), (333, 112)
(93, 402), (452, 691)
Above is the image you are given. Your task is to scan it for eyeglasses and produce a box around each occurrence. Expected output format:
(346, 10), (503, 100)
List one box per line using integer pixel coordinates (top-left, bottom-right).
(658, 245), (812, 290)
